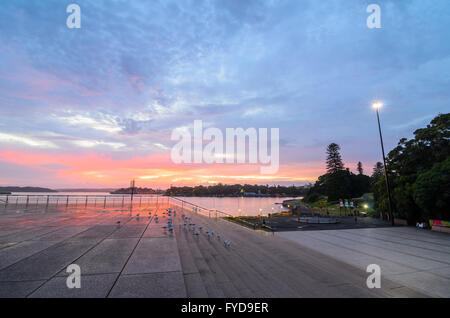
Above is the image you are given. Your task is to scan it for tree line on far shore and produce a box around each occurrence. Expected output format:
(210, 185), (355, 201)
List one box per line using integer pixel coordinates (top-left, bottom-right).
(303, 113), (450, 224)
(166, 184), (308, 197)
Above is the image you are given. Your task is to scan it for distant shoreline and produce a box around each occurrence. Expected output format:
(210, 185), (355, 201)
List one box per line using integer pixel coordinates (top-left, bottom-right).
(0, 186), (57, 193)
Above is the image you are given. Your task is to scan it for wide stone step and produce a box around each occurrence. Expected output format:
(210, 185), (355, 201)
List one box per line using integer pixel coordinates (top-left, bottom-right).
(200, 231), (261, 297)
(186, 214), (298, 297)
(215, 220), (347, 297)
(184, 214), (274, 297)
(175, 211), (224, 298)
(209, 218), (388, 297)
(174, 218), (208, 297)
(192, 228), (242, 297)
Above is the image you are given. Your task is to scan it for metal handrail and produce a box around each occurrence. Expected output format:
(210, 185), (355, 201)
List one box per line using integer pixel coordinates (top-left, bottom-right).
(167, 196), (274, 232)
(0, 193), (163, 209)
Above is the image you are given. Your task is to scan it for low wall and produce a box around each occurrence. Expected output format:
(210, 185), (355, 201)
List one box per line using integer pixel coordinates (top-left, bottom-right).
(394, 218), (408, 226)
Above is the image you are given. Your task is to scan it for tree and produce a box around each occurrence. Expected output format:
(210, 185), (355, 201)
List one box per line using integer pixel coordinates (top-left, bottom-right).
(304, 148), (370, 202)
(326, 143), (344, 173)
(371, 162), (384, 179)
(374, 113), (450, 224)
(412, 157), (450, 221)
(357, 161), (364, 175)
(325, 169), (352, 201)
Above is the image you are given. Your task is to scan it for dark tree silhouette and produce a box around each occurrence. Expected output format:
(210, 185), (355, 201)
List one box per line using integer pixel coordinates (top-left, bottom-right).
(371, 162), (384, 179)
(357, 161), (364, 175)
(374, 113), (450, 223)
(326, 143), (344, 174)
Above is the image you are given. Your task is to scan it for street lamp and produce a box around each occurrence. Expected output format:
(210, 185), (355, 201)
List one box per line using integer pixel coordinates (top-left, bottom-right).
(372, 101), (395, 226)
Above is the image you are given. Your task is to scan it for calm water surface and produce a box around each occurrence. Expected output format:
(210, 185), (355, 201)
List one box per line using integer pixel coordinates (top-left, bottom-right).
(175, 197), (300, 216)
(7, 192), (300, 217)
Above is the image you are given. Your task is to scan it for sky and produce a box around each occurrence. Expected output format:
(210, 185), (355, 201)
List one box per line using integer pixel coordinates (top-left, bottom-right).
(0, 0), (449, 189)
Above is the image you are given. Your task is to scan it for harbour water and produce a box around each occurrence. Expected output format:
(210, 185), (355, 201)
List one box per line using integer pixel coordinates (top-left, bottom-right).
(174, 196), (299, 217)
(4, 192), (299, 217)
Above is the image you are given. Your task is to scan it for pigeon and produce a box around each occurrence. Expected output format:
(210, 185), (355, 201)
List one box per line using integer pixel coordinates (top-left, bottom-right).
(116, 220), (121, 225)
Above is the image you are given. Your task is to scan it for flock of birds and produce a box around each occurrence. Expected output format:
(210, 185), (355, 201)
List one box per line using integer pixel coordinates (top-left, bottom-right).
(116, 208), (232, 247)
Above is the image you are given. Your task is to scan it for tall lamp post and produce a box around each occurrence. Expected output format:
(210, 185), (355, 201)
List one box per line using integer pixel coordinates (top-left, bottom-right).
(372, 101), (394, 226)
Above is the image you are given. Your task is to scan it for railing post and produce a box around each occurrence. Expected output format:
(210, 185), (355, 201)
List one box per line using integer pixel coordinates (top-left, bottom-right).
(5, 195), (8, 207)
(85, 195), (88, 208)
(122, 196), (124, 208)
(56, 198), (59, 207)
(139, 196), (142, 207)
(66, 196), (69, 208)
(26, 195), (29, 208)
(104, 196), (106, 208)
(46, 195), (49, 208)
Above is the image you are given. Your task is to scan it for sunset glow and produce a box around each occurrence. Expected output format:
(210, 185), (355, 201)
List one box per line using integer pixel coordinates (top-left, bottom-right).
(1, 1), (449, 189)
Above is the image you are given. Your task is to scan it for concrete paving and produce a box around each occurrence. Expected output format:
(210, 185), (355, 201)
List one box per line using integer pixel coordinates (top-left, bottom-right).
(278, 227), (450, 297)
(0, 203), (435, 298)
